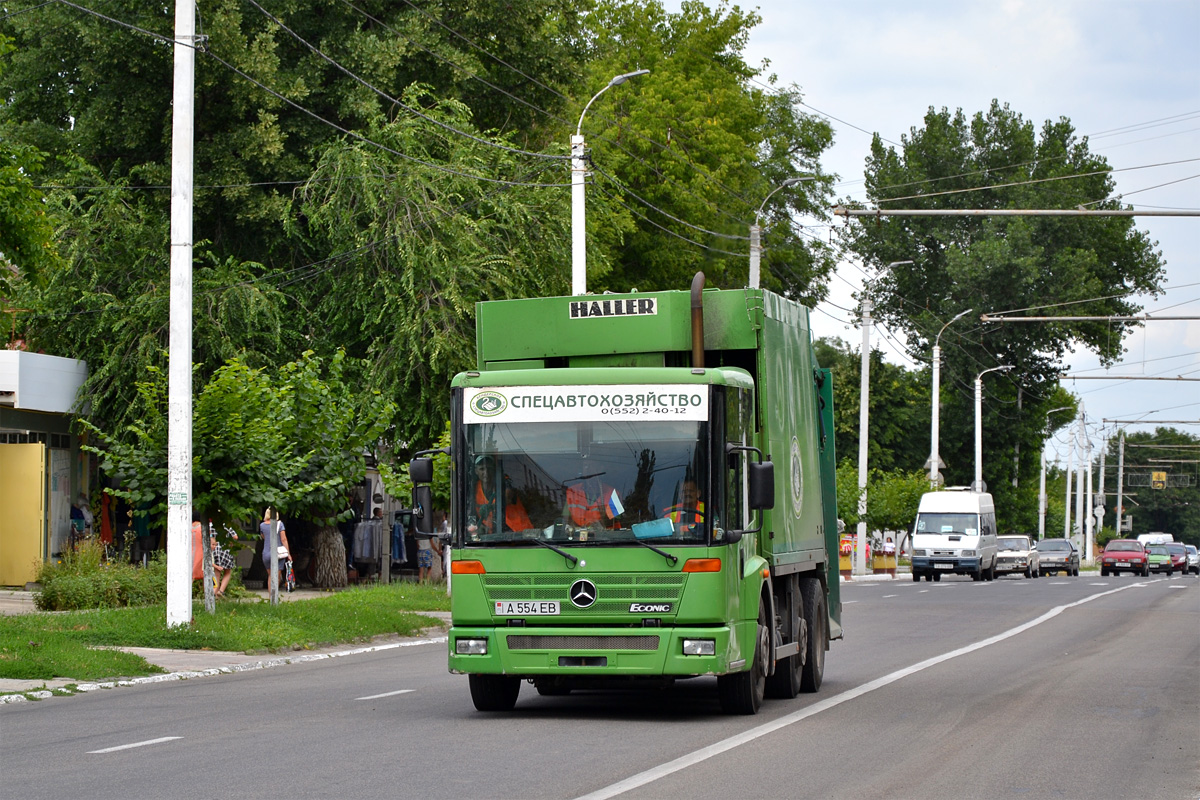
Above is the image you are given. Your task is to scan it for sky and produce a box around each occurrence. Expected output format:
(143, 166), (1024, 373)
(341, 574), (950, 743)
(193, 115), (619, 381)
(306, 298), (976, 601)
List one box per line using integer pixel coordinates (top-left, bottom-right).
(671, 0), (1200, 473)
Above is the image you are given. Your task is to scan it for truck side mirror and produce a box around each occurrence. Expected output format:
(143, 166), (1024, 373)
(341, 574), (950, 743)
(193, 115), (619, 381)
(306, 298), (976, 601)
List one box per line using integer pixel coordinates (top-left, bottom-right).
(413, 485), (434, 535)
(410, 457), (434, 485)
(748, 461), (775, 510)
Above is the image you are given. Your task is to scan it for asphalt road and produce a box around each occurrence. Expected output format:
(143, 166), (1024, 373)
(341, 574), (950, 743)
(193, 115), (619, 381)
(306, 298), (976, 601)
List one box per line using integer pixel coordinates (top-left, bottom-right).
(2, 573), (1197, 800)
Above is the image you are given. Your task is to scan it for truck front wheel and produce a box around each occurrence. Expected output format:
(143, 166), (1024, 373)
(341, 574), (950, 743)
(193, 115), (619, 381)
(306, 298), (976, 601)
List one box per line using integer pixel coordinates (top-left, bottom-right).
(469, 674), (521, 711)
(719, 604), (768, 715)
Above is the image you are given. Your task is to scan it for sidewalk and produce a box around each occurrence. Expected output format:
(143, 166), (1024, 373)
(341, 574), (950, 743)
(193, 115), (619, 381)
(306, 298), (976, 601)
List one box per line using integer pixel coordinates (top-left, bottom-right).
(0, 588), (450, 701)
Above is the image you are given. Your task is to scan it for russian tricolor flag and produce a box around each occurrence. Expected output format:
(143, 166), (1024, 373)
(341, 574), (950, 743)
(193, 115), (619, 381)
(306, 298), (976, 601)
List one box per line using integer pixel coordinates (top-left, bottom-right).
(605, 490), (624, 519)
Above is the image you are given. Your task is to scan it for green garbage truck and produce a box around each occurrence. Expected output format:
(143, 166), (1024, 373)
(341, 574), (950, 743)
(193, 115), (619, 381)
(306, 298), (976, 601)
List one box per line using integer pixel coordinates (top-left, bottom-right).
(408, 275), (842, 714)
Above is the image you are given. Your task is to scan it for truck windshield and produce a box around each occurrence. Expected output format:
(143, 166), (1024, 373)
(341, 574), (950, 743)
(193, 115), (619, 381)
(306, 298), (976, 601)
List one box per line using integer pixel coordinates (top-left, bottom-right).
(915, 513), (979, 536)
(463, 419), (710, 546)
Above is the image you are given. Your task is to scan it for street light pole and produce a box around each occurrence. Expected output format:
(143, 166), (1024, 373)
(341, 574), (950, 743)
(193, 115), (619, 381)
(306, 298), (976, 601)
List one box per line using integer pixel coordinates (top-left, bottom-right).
(856, 260), (911, 577)
(929, 308), (973, 486)
(1039, 406), (1073, 540)
(974, 365), (1013, 491)
(749, 176), (813, 289)
(571, 69), (649, 296)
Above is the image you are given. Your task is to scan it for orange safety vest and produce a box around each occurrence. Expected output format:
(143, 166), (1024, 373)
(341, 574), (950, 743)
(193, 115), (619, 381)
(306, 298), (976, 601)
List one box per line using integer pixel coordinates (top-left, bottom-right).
(565, 483), (618, 526)
(475, 481), (532, 532)
(662, 502), (704, 525)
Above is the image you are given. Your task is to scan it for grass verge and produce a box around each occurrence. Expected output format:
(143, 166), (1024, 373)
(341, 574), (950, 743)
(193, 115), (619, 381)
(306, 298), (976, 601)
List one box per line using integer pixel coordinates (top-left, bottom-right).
(0, 582), (450, 684)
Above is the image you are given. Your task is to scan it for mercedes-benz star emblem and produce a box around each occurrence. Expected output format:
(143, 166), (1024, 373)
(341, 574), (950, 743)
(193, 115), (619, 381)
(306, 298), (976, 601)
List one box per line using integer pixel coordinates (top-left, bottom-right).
(569, 579), (597, 608)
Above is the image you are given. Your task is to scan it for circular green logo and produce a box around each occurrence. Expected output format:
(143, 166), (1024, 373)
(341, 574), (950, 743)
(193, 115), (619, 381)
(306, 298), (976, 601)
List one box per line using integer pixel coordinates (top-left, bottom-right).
(471, 391), (507, 417)
(790, 437), (804, 517)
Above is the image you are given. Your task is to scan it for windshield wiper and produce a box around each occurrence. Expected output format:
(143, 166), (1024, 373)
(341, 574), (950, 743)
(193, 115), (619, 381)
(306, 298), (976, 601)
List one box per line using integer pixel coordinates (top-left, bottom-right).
(631, 538), (678, 566)
(528, 537), (578, 566)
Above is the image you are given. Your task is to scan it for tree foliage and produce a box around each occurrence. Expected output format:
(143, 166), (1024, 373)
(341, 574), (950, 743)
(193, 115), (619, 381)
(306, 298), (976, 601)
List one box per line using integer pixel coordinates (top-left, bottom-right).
(842, 101), (1165, 520)
(835, 461), (929, 535)
(1105, 428), (1200, 546)
(578, 0), (837, 298)
(83, 351), (392, 533)
(813, 336), (930, 473)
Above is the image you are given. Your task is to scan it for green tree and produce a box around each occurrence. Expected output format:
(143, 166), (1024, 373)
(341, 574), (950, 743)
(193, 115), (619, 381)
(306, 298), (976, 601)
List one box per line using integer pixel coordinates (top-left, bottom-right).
(289, 87), (593, 446)
(576, 0), (837, 297)
(835, 461), (928, 536)
(0, 0), (588, 268)
(1106, 428), (1200, 546)
(842, 101), (1165, 520)
(813, 336), (930, 473)
(11, 160), (289, 434)
(83, 351), (394, 587)
(0, 36), (60, 304)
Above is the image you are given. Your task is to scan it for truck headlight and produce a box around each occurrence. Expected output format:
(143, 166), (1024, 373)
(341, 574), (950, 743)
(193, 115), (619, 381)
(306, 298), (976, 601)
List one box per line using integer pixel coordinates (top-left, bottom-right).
(455, 638), (488, 655)
(912, 549), (926, 557)
(682, 639), (716, 656)
(961, 550), (976, 557)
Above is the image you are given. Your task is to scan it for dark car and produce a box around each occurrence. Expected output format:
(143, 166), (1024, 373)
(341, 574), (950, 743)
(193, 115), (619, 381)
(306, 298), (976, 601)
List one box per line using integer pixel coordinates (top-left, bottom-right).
(1165, 542), (1189, 575)
(1100, 539), (1149, 577)
(1035, 538), (1079, 576)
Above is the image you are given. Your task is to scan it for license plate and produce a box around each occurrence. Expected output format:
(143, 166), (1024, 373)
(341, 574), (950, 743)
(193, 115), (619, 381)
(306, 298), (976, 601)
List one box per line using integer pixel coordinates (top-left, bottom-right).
(495, 601), (559, 615)
(1116, 562), (1130, 567)
(935, 563), (954, 570)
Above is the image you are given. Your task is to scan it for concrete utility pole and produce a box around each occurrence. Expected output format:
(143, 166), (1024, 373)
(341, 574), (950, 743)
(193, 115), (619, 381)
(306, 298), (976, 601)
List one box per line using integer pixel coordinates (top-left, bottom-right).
(166, 0), (196, 628)
(571, 70), (648, 296)
(1038, 407), (1072, 540)
(856, 260), (910, 576)
(749, 176), (813, 289)
(1116, 430), (1126, 534)
(928, 308), (973, 486)
(1097, 441), (1107, 537)
(974, 366), (1013, 490)
(1064, 421), (1075, 541)
(1075, 408), (1086, 549)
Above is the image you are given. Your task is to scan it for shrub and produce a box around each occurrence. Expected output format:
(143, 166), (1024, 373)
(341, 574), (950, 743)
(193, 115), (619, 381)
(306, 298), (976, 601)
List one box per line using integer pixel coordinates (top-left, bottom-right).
(35, 540), (168, 611)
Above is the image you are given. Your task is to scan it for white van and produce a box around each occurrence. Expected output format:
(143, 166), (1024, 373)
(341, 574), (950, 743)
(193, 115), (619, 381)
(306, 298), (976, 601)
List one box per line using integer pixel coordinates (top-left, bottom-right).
(910, 489), (999, 582)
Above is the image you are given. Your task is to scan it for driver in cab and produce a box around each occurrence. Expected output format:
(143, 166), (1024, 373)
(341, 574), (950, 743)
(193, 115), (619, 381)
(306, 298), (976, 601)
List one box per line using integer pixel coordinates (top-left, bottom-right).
(663, 479), (704, 533)
(467, 455), (532, 537)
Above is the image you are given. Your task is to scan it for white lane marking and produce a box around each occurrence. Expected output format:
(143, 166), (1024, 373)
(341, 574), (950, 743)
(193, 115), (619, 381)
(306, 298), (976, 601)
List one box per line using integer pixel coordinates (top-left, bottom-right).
(842, 600), (859, 604)
(356, 689), (415, 700)
(918, 590), (929, 593)
(574, 581), (1143, 800)
(1167, 585), (1188, 590)
(1089, 583), (1109, 586)
(89, 736), (181, 754)
(882, 595), (897, 599)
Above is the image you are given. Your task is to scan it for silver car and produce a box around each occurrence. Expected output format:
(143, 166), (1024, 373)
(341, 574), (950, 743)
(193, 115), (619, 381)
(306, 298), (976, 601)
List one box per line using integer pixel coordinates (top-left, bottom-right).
(1186, 544), (1199, 576)
(1035, 538), (1079, 577)
(995, 535), (1039, 578)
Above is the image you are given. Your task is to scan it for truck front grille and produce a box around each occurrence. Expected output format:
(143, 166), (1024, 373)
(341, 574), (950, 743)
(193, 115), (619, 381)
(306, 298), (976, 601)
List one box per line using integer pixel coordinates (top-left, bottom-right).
(506, 635), (660, 651)
(483, 573), (685, 614)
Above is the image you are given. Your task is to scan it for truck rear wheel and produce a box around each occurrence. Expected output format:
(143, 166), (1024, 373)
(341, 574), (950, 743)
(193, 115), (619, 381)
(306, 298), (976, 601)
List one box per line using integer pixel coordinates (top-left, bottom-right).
(469, 674), (521, 711)
(719, 604), (768, 714)
(799, 576), (826, 693)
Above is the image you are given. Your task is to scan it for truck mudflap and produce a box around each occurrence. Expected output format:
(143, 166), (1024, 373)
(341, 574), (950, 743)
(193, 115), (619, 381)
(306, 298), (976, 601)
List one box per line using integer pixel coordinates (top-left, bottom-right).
(447, 623), (747, 677)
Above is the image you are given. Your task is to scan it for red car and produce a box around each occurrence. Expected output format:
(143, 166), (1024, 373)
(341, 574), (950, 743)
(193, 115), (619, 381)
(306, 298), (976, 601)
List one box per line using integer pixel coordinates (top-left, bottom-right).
(1100, 539), (1149, 577)
(1165, 543), (1189, 574)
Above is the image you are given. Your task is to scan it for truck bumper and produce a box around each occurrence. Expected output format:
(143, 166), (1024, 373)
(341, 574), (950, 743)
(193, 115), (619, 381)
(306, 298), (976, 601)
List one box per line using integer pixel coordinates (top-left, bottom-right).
(447, 622), (745, 677)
